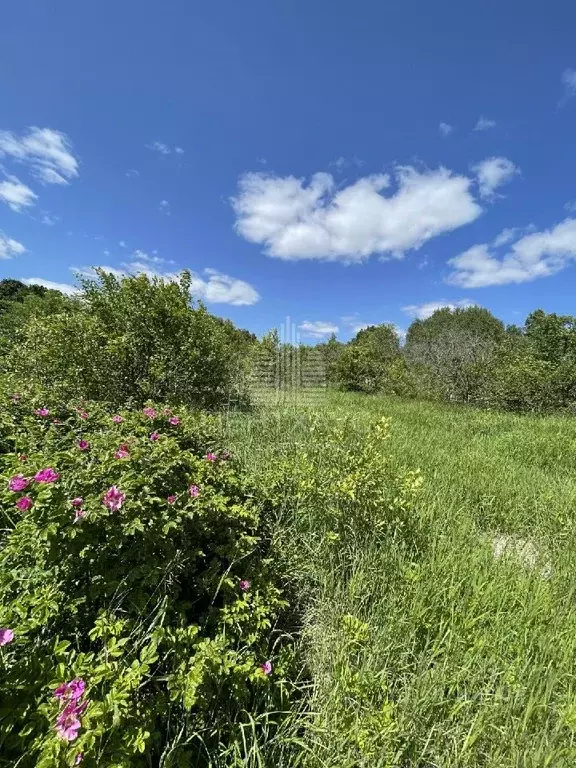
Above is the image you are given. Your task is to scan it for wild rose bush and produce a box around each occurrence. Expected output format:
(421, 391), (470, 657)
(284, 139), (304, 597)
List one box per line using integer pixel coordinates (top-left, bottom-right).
(0, 391), (292, 767)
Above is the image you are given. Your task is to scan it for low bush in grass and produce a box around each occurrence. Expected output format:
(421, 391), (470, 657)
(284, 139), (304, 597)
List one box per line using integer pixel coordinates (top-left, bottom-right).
(0, 389), (293, 767)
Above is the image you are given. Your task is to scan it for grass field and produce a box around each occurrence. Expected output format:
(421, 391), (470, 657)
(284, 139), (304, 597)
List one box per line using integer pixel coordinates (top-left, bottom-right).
(222, 391), (576, 767)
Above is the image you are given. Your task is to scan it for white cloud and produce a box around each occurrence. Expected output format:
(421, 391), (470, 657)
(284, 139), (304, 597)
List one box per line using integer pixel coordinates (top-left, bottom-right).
(565, 200), (576, 213)
(474, 117), (497, 131)
(132, 249), (168, 265)
(75, 264), (260, 306)
(0, 232), (26, 259)
(126, 169), (140, 178)
(159, 199), (170, 215)
(0, 175), (37, 211)
(232, 166), (483, 263)
(147, 141), (183, 156)
(418, 256), (429, 269)
(118, 240), (127, 248)
(0, 127), (78, 185)
(560, 69), (576, 104)
(402, 299), (473, 320)
(439, 122), (453, 137)
(473, 157), (518, 199)
(40, 211), (60, 226)
(492, 227), (520, 247)
(22, 277), (79, 295)
(447, 218), (576, 287)
(298, 320), (339, 338)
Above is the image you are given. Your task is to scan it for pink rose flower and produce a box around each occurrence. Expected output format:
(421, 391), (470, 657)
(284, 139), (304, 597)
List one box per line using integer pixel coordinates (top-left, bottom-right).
(239, 579), (251, 592)
(75, 754), (84, 765)
(112, 415), (123, 424)
(0, 628), (14, 646)
(103, 485), (125, 511)
(114, 443), (130, 459)
(71, 497), (83, 507)
(16, 496), (33, 511)
(55, 705), (82, 742)
(77, 440), (90, 452)
(35, 407), (50, 417)
(205, 452), (217, 462)
(260, 660), (272, 676)
(169, 416), (181, 426)
(34, 467), (60, 483)
(189, 484), (200, 498)
(54, 678), (86, 702)
(74, 509), (87, 522)
(77, 410), (89, 419)
(8, 474), (29, 492)
(143, 407), (157, 419)
(150, 432), (160, 442)
(167, 495), (177, 504)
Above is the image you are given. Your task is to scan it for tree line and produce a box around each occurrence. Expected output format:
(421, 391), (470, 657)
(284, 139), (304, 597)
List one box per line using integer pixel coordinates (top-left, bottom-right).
(1, 275), (575, 413)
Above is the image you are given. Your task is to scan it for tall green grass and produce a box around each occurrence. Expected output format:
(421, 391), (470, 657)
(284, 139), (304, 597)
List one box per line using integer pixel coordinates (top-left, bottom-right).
(221, 392), (576, 767)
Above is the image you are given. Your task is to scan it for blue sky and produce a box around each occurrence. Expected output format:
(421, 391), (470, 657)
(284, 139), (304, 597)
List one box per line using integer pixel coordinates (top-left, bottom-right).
(2, 0), (576, 341)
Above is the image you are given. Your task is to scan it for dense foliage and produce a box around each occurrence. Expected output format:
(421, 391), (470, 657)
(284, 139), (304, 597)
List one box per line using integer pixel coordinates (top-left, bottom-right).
(1, 273), (250, 411)
(0, 389), (292, 766)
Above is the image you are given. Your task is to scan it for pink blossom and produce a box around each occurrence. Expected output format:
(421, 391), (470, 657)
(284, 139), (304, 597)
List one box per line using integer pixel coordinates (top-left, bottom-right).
(74, 509), (87, 522)
(34, 467), (60, 483)
(189, 484), (200, 498)
(35, 407), (50, 417)
(103, 485), (125, 512)
(77, 410), (89, 419)
(54, 679), (86, 702)
(205, 452), (217, 462)
(239, 579), (251, 592)
(167, 495), (177, 504)
(71, 497), (83, 507)
(75, 754), (84, 765)
(150, 432), (160, 442)
(16, 496), (33, 511)
(143, 406), (157, 419)
(77, 440), (90, 452)
(8, 474), (29, 492)
(55, 705), (82, 742)
(260, 660), (272, 676)
(112, 414), (123, 424)
(0, 628), (14, 646)
(169, 416), (181, 426)
(114, 443), (130, 459)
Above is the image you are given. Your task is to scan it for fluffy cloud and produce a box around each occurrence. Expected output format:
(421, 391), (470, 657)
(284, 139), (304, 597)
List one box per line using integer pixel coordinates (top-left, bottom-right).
(0, 232), (26, 259)
(0, 176), (37, 211)
(473, 157), (518, 199)
(232, 166), (483, 263)
(447, 218), (576, 287)
(474, 117), (497, 131)
(147, 141), (184, 156)
(40, 212), (60, 226)
(0, 127), (78, 184)
(298, 320), (339, 338)
(76, 263), (260, 306)
(439, 122), (453, 137)
(402, 299), (473, 320)
(22, 277), (79, 295)
(159, 199), (170, 215)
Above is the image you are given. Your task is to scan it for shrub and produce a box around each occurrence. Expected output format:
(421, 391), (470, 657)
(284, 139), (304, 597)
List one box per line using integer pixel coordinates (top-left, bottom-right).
(6, 270), (250, 410)
(0, 389), (292, 766)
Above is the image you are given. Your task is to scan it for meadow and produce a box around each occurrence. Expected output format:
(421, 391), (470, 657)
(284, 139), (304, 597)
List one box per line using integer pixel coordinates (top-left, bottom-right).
(223, 391), (576, 767)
